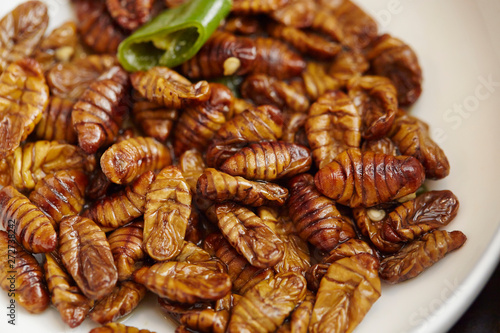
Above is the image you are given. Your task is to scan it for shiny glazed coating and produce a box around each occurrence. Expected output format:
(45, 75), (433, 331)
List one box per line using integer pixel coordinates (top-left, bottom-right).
(361, 137), (397, 155)
(47, 55), (118, 100)
(215, 202), (285, 268)
(0, 185), (57, 253)
(287, 174), (355, 252)
(143, 166), (192, 261)
(305, 90), (361, 169)
(72, 66), (130, 154)
(232, 0), (289, 14)
(314, 148), (425, 207)
(180, 308), (230, 333)
(106, 0), (154, 31)
(6, 140), (95, 191)
(0, 1), (48, 72)
(390, 111), (450, 179)
(379, 230), (466, 283)
(347, 75), (398, 140)
(173, 83), (234, 156)
(251, 37), (306, 80)
(328, 49), (369, 84)
(29, 170), (88, 228)
(100, 136), (171, 184)
(179, 149), (206, 193)
(324, 0), (378, 50)
(181, 31), (257, 79)
(206, 105), (284, 167)
(288, 291), (315, 333)
(0, 58), (49, 159)
(354, 190), (460, 252)
(58, 215), (118, 300)
(0, 230), (49, 313)
(270, 0), (317, 28)
(227, 272), (307, 333)
(281, 112), (308, 145)
(223, 15), (261, 35)
(322, 239), (375, 264)
(33, 21), (78, 72)
(35, 96), (77, 143)
(90, 323), (156, 333)
(131, 66), (211, 109)
(267, 22), (341, 59)
(204, 233), (274, 293)
(133, 261), (232, 303)
(90, 280), (147, 324)
(44, 253), (93, 328)
(84, 171), (154, 231)
(108, 221), (145, 281)
(367, 34), (423, 106)
(220, 141), (311, 181)
(197, 168), (289, 207)
(301, 62), (342, 101)
(241, 74), (310, 113)
(74, 0), (126, 54)
(309, 254), (381, 333)
(132, 91), (178, 142)
(258, 207), (311, 274)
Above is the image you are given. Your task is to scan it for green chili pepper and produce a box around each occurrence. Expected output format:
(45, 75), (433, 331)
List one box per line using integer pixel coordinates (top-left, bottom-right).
(117, 0), (232, 72)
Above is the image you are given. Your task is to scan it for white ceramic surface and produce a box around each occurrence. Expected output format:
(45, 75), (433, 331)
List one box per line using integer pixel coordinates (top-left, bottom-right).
(1, 0), (500, 332)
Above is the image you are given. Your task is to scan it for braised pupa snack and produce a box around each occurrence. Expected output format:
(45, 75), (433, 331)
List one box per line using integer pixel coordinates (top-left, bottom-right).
(33, 21), (78, 72)
(366, 33), (423, 106)
(181, 31), (257, 79)
(390, 111), (450, 179)
(215, 202), (285, 268)
(132, 91), (178, 142)
(90, 280), (147, 324)
(133, 261), (232, 304)
(220, 141), (312, 181)
(84, 171), (154, 231)
(173, 83), (233, 156)
(108, 221), (146, 281)
(106, 0), (155, 31)
(251, 37), (306, 80)
(231, 0), (289, 14)
(0, 58), (49, 158)
(131, 66), (211, 109)
(379, 230), (466, 283)
(100, 136), (171, 184)
(5, 140), (95, 191)
(0, 230), (50, 314)
(0, 186), (57, 253)
(0, 1), (48, 72)
(197, 168), (289, 207)
(287, 173), (355, 252)
(227, 272), (307, 333)
(58, 215), (118, 300)
(204, 233), (275, 293)
(206, 104), (284, 167)
(44, 252), (94, 327)
(34, 96), (77, 143)
(0, 0), (468, 330)
(143, 166), (192, 261)
(241, 74), (310, 113)
(309, 254), (381, 333)
(29, 170), (88, 228)
(47, 55), (118, 100)
(314, 148), (425, 207)
(73, 0), (126, 54)
(72, 65), (130, 154)
(305, 90), (361, 169)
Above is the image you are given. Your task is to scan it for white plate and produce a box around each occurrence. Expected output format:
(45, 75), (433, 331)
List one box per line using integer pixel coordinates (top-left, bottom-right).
(1, 0), (500, 332)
